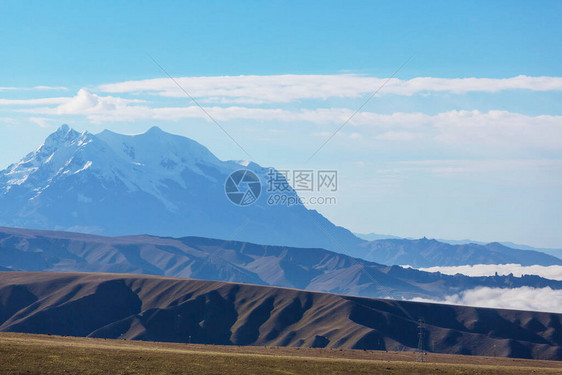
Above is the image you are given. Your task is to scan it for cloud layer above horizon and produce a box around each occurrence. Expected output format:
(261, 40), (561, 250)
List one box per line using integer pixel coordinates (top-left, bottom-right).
(2, 73), (562, 157)
(413, 263), (562, 281)
(97, 74), (562, 103)
(411, 286), (562, 313)
(2, 73), (561, 175)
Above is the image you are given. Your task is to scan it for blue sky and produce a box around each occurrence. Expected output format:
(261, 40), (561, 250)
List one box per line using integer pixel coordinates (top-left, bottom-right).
(1, 1), (562, 247)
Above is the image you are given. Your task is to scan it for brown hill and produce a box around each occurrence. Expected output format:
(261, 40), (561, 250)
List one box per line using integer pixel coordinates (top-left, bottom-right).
(0, 271), (560, 360)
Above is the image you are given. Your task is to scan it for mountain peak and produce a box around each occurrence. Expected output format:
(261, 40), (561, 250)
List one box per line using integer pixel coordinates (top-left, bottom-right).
(144, 126), (166, 135)
(57, 124), (71, 134)
(44, 124), (83, 147)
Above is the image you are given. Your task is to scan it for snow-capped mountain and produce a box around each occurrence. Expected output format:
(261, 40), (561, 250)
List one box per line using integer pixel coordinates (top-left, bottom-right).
(0, 125), (361, 251)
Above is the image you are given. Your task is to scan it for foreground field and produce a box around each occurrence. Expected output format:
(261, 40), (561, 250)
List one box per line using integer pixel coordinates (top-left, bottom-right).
(0, 333), (560, 375)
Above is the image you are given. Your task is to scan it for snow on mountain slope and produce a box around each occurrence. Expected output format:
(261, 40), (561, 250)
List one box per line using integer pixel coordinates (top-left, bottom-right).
(1, 125), (232, 208)
(1, 125), (93, 195)
(0, 125), (362, 251)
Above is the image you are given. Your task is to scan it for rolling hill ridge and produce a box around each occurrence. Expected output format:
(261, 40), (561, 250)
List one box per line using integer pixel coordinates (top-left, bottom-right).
(0, 271), (560, 360)
(0, 226), (560, 300)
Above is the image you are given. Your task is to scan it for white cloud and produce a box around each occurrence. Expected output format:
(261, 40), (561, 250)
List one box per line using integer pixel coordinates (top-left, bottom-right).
(11, 89), (562, 153)
(0, 85), (67, 92)
(97, 74), (562, 103)
(0, 97), (69, 106)
(24, 89), (145, 119)
(375, 131), (421, 141)
(0, 117), (19, 125)
(412, 263), (562, 281)
(29, 117), (52, 128)
(411, 287), (562, 313)
(394, 159), (562, 175)
(54, 89), (144, 113)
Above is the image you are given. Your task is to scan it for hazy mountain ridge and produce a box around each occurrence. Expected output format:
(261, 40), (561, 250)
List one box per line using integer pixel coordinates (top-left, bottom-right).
(355, 238), (562, 268)
(0, 271), (560, 360)
(356, 233), (562, 263)
(0, 227), (560, 300)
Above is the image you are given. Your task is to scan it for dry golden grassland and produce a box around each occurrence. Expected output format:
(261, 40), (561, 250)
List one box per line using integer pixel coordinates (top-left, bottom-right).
(0, 332), (560, 374)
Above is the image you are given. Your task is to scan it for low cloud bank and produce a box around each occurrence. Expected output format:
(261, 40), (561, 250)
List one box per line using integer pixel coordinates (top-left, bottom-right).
(411, 286), (562, 313)
(97, 74), (562, 102)
(407, 263), (562, 281)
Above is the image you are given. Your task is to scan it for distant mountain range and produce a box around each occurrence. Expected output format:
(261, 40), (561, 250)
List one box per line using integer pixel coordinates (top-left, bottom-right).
(355, 233), (406, 241)
(0, 125), (560, 267)
(437, 239), (562, 261)
(0, 227), (560, 300)
(1, 272), (560, 360)
(356, 233), (562, 262)
(355, 238), (562, 268)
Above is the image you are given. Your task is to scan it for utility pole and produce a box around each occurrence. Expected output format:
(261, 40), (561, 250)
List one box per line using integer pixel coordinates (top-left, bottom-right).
(417, 318), (425, 362)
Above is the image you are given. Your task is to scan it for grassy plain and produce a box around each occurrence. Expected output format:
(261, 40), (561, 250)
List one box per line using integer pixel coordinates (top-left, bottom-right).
(0, 332), (560, 374)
